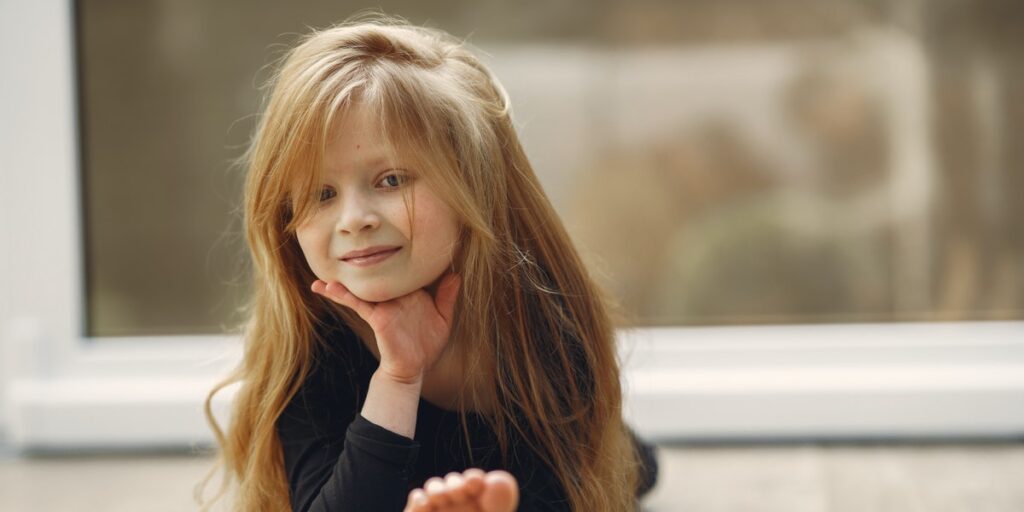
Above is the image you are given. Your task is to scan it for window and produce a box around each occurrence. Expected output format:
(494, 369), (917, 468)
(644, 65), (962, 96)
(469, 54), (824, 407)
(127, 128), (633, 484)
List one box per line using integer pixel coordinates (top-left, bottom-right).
(3, 0), (1021, 448)
(76, 1), (1022, 334)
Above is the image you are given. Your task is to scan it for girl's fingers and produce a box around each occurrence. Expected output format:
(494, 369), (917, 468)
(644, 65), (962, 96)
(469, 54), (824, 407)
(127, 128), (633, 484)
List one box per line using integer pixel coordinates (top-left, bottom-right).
(461, 468), (486, 497)
(479, 471), (519, 512)
(424, 476), (453, 507)
(405, 488), (431, 512)
(442, 472), (469, 503)
(433, 273), (461, 325)
(412, 468), (507, 512)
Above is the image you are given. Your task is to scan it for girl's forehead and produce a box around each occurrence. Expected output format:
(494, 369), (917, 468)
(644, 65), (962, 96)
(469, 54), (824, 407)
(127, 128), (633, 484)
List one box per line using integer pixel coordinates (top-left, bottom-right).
(316, 103), (440, 178)
(325, 110), (401, 160)
(322, 151), (396, 176)
(322, 132), (403, 173)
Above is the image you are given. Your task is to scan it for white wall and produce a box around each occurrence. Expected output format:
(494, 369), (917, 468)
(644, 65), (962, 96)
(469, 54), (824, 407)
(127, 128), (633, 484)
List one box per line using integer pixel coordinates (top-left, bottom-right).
(0, 0), (80, 438)
(0, 0), (19, 437)
(0, 170), (7, 437)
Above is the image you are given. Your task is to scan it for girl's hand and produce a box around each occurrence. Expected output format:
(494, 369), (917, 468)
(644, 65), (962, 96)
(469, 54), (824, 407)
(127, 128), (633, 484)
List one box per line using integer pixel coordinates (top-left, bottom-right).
(404, 469), (519, 512)
(311, 273), (461, 383)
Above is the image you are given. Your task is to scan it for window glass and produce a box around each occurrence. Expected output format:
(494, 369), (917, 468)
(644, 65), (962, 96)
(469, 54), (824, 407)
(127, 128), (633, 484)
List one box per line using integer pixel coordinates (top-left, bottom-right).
(78, 1), (1023, 335)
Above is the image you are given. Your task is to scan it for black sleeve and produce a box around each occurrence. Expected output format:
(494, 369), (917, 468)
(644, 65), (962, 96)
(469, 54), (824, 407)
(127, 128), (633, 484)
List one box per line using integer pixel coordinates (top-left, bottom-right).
(276, 369), (421, 512)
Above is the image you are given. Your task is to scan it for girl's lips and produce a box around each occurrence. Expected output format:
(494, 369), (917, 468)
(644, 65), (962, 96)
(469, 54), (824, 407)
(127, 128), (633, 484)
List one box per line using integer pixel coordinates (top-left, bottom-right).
(341, 247), (401, 266)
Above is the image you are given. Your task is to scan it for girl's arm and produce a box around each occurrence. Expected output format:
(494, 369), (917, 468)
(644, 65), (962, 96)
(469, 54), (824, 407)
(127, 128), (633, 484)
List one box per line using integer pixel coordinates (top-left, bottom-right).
(311, 275), (460, 442)
(361, 369), (423, 439)
(277, 275), (461, 511)
(277, 363), (423, 512)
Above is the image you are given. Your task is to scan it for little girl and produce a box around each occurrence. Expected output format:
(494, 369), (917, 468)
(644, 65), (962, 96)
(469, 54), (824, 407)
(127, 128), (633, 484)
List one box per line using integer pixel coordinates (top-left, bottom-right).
(197, 14), (658, 512)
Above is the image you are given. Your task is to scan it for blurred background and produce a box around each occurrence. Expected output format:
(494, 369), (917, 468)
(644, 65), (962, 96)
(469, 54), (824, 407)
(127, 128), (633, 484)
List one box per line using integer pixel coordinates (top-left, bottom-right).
(1, 0), (1023, 510)
(74, 0), (1022, 335)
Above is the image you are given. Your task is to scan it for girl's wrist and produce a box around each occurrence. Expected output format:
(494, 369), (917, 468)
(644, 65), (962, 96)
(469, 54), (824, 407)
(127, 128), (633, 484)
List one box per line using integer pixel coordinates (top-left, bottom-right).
(374, 367), (424, 388)
(362, 369), (424, 439)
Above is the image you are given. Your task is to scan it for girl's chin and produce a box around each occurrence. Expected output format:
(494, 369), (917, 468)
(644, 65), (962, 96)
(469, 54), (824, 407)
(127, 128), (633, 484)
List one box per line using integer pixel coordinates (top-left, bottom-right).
(347, 288), (395, 303)
(344, 281), (412, 303)
(339, 273), (444, 303)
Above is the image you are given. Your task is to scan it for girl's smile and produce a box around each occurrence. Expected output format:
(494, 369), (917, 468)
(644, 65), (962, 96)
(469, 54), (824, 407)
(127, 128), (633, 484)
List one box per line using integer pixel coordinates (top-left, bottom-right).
(340, 246), (402, 266)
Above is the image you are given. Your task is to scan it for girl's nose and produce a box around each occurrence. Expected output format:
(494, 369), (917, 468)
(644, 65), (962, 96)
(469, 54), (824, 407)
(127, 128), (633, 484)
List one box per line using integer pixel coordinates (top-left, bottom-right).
(335, 195), (381, 234)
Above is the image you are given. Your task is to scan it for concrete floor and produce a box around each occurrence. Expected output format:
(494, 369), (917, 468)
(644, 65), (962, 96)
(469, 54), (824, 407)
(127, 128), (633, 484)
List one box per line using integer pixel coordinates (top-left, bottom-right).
(1, 443), (1023, 511)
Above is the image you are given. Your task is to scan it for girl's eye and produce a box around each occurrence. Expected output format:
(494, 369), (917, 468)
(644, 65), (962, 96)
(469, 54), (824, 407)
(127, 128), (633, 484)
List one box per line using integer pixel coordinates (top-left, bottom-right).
(378, 173), (410, 189)
(318, 187), (336, 202)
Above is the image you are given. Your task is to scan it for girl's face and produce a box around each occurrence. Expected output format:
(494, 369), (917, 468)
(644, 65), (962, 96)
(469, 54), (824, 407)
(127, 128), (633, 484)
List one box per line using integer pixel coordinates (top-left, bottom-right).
(295, 105), (460, 303)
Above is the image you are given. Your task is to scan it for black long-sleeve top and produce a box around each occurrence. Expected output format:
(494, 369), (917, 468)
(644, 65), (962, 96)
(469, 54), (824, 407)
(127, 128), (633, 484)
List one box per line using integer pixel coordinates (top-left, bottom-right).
(275, 323), (659, 512)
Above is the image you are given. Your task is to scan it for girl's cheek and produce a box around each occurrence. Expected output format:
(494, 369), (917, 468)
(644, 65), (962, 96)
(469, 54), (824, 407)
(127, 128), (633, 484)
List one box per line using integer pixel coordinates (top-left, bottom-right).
(387, 197), (416, 238)
(296, 221), (329, 260)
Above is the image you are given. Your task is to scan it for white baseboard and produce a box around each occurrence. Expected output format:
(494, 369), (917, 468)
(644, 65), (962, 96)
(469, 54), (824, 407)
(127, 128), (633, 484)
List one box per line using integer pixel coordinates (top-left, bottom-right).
(619, 323), (1024, 441)
(6, 377), (237, 451)
(624, 365), (1024, 441)
(4, 322), (1024, 450)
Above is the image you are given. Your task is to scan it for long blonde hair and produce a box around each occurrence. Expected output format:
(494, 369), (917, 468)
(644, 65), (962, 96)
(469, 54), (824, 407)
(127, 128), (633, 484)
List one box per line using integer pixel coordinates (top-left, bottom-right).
(196, 13), (640, 511)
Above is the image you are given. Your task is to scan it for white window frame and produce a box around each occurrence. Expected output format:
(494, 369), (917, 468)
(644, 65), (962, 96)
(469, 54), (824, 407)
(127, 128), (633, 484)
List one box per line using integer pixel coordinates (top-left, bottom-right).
(2, 0), (1022, 450)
